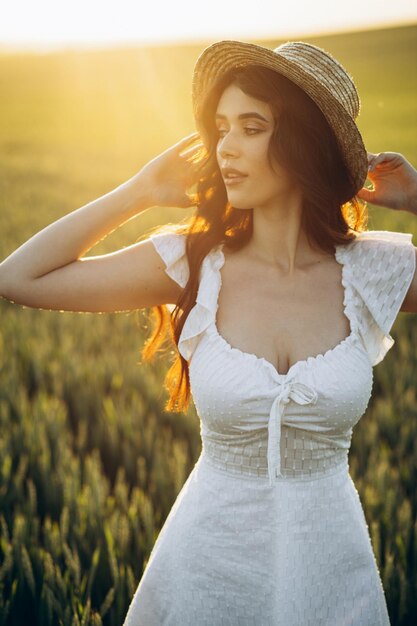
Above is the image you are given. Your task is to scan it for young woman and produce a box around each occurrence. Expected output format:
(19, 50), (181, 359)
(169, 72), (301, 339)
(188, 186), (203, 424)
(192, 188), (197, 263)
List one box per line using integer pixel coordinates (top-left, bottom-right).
(1, 39), (417, 625)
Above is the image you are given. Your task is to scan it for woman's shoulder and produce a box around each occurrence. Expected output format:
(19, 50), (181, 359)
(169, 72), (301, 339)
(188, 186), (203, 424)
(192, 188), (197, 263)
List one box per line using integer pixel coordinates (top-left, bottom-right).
(337, 227), (415, 272)
(336, 229), (414, 264)
(148, 226), (190, 288)
(147, 226), (224, 289)
(350, 229), (414, 244)
(336, 229), (416, 365)
(335, 228), (415, 318)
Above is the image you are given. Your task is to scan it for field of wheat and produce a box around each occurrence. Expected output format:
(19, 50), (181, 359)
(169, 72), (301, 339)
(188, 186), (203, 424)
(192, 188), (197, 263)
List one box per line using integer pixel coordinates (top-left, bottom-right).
(0, 23), (416, 626)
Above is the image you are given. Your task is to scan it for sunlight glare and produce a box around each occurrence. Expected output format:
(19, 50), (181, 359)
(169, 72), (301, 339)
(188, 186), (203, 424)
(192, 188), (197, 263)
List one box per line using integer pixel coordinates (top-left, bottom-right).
(1, 0), (417, 50)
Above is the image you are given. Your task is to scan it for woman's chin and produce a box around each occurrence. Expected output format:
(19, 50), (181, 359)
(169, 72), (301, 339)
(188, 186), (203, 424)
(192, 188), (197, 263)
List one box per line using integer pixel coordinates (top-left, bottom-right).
(226, 196), (253, 210)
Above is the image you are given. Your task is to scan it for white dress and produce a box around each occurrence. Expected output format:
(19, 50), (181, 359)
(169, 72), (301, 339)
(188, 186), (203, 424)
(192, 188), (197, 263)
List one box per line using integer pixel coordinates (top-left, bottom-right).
(123, 229), (416, 626)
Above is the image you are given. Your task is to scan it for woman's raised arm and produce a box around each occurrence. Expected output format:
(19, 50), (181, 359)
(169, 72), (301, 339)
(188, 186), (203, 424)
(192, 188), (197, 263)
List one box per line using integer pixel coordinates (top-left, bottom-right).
(0, 133), (201, 313)
(357, 150), (417, 313)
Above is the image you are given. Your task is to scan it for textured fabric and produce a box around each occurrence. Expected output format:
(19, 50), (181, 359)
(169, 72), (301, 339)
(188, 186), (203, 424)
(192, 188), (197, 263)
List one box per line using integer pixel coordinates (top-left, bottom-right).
(123, 229), (415, 626)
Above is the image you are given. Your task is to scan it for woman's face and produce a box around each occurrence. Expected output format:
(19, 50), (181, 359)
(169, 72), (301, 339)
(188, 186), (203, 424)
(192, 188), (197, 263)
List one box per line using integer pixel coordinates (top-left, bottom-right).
(215, 83), (297, 210)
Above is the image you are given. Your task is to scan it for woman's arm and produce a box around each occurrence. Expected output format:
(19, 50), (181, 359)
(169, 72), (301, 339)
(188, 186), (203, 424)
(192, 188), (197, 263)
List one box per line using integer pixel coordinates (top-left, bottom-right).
(0, 133), (201, 312)
(357, 151), (417, 313)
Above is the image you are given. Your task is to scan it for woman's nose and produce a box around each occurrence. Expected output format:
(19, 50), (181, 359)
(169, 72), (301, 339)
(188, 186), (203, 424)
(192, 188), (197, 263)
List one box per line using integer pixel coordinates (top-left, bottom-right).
(218, 132), (240, 159)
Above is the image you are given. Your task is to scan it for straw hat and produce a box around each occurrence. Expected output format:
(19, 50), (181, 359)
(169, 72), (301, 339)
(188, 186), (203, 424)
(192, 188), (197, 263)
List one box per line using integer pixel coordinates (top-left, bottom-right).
(192, 40), (368, 196)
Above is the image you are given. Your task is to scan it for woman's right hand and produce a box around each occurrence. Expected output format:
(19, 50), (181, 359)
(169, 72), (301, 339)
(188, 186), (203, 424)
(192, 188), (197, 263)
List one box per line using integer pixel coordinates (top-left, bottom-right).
(138, 132), (205, 209)
(0, 131), (206, 313)
(357, 151), (417, 214)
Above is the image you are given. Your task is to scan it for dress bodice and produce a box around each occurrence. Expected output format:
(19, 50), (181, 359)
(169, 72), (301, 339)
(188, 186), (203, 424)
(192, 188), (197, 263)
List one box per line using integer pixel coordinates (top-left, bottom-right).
(150, 229), (415, 485)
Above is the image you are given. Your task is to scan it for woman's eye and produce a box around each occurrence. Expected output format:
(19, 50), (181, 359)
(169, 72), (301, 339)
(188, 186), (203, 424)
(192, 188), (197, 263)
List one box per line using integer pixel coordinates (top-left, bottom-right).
(216, 128), (260, 137)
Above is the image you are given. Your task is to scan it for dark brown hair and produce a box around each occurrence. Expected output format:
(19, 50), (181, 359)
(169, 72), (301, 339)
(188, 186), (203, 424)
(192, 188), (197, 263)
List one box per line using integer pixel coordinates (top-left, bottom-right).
(141, 65), (367, 413)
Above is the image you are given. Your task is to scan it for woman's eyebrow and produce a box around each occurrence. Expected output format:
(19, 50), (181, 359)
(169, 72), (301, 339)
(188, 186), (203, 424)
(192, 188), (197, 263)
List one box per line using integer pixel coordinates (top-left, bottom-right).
(215, 112), (270, 123)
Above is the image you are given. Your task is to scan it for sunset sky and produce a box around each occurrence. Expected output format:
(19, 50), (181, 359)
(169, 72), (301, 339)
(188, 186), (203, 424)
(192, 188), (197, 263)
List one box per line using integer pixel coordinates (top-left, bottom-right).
(1, 0), (417, 51)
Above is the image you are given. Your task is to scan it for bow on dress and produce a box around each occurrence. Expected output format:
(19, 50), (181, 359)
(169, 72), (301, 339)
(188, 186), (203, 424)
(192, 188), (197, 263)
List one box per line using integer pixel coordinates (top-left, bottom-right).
(267, 381), (318, 485)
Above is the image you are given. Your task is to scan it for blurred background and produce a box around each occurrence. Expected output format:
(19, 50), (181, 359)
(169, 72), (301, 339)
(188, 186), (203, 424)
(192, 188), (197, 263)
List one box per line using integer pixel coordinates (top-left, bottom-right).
(0, 2), (417, 625)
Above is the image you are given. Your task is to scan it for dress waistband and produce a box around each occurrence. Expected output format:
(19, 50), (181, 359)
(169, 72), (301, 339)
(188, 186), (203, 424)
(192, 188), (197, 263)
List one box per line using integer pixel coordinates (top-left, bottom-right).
(202, 426), (349, 482)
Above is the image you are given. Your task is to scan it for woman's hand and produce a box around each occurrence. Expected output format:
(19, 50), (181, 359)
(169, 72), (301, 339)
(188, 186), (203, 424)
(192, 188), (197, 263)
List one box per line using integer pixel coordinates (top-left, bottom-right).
(138, 132), (204, 208)
(357, 151), (417, 214)
(0, 131), (206, 312)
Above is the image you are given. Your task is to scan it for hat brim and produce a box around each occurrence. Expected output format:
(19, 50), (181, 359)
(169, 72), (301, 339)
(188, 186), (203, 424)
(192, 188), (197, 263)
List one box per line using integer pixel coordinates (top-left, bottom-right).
(192, 40), (368, 196)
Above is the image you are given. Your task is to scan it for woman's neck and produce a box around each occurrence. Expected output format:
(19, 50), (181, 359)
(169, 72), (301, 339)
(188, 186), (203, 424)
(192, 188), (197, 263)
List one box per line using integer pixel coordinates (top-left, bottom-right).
(247, 197), (325, 274)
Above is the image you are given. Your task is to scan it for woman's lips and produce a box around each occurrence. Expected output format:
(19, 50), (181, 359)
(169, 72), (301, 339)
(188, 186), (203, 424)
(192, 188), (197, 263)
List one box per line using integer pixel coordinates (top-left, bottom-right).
(224, 175), (247, 185)
(221, 167), (248, 186)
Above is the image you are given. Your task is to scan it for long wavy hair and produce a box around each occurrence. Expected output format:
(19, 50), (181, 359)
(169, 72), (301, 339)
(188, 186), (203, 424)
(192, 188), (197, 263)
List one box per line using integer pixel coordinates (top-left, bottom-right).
(141, 65), (367, 413)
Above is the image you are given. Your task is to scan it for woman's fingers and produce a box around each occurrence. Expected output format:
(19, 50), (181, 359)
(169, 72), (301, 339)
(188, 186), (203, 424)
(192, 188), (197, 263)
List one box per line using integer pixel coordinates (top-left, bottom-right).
(162, 133), (204, 169)
(366, 151), (403, 172)
(356, 187), (374, 202)
(156, 133), (201, 163)
(366, 152), (377, 171)
(175, 132), (201, 152)
(179, 140), (205, 161)
(367, 151), (385, 171)
(359, 151), (417, 212)
(180, 142), (204, 158)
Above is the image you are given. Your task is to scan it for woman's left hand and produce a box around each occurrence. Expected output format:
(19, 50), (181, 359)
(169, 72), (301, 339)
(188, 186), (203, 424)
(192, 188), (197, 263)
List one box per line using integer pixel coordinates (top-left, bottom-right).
(357, 151), (417, 214)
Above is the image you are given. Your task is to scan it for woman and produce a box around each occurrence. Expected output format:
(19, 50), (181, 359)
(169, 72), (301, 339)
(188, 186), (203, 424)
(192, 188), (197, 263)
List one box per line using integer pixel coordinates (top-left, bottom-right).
(1, 39), (417, 625)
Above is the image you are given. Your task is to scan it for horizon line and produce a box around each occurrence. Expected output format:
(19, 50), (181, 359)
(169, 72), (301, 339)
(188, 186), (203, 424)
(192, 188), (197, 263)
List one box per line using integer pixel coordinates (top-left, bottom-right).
(0, 17), (415, 56)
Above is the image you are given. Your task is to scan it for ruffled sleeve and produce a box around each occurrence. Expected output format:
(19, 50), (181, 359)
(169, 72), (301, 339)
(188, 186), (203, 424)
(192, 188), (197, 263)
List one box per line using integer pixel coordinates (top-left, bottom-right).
(150, 231), (190, 288)
(336, 230), (416, 366)
(177, 245), (224, 361)
(150, 231), (225, 362)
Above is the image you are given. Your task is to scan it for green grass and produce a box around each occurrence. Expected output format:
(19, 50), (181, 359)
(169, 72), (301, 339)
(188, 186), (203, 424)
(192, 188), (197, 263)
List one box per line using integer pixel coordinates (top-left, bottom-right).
(0, 22), (416, 625)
